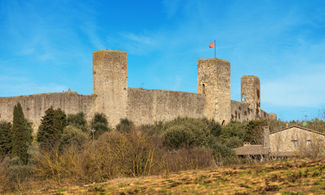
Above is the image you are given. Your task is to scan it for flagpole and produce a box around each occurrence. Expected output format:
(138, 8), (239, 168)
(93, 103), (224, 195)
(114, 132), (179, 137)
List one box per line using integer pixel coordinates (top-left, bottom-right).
(214, 40), (216, 58)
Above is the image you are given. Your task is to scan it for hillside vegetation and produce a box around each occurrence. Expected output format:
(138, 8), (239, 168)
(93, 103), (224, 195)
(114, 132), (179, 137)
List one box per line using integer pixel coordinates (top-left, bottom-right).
(38, 159), (325, 194)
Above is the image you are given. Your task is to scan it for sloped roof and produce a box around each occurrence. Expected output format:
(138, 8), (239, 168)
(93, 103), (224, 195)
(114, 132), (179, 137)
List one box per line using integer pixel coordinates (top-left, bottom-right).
(234, 145), (269, 155)
(270, 125), (325, 136)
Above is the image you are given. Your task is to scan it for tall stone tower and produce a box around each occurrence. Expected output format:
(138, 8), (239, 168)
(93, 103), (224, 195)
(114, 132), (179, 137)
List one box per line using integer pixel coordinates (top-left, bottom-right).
(197, 58), (231, 124)
(93, 49), (128, 126)
(241, 75), (260, 118)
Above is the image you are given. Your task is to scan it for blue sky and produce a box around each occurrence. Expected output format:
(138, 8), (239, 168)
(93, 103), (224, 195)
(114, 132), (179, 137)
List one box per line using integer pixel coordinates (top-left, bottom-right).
(1, 0), (325, 121)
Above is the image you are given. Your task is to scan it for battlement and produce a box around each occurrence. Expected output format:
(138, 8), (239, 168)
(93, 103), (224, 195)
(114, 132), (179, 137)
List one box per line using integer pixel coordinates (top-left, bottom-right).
(241, 75), (260, 80)
(93, 49), (127, 54)
(197, 57), (229, 63)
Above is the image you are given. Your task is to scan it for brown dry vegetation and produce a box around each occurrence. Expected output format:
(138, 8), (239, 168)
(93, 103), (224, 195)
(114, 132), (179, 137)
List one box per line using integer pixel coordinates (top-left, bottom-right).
(11, 158), (325, 194)
(1, 115), (325, 194)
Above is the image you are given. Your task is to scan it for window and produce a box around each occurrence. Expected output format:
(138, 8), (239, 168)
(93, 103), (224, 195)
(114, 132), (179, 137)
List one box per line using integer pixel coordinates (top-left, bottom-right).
(257, 89), (260, 100)
(306, 140), (312, 146)
(291, 140), (298, 148)
(202, 84), (206, 95)
(242, 93), (246, 102)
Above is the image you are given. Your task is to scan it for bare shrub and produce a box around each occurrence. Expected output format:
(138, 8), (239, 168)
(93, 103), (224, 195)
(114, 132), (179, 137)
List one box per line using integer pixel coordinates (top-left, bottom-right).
(81, 131), (128, 182)
(153, 147), (215, 175)
(123, 130), (156, 177)
(0, 157), (11, 192)
(33, 145), (84, 185)
(0, 157), (33, 193)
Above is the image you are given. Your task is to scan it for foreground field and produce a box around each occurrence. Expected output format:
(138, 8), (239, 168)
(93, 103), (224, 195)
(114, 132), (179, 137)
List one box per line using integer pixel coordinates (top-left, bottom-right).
(37, 159), (324, 194)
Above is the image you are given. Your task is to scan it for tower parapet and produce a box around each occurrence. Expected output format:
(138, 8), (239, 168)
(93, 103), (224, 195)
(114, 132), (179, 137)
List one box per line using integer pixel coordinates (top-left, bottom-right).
(93, 49), (128, 126)
(197, 58), (231, 124)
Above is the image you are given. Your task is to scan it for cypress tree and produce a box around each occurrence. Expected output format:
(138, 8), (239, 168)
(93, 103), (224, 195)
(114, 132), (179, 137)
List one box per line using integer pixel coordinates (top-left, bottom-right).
(0, 121), (12, 157)
(37, 107), (67, 152)
(11, 103), (33, 164)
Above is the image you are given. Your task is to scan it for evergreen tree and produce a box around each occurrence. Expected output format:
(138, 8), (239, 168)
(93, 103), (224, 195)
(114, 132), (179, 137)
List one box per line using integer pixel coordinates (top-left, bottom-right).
(0, 121), (12, 157)
(37, 107), (67, 152)
(11, 103), (33, 164)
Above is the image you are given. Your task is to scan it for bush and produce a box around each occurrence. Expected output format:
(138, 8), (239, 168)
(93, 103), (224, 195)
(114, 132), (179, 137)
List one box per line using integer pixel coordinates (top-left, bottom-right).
(0, 157), (33, 192)
(33, 146), (83, 185)
(154, 147), (215, 173)
(91, 113), (110, 138)
(67, 112), (88, 133)
(59, 125), (89, 152)
(163, 126), (194, 149)
(116, 118), (134, 133)
(162, 117), (210, 149)
(208, 119), (222, 137)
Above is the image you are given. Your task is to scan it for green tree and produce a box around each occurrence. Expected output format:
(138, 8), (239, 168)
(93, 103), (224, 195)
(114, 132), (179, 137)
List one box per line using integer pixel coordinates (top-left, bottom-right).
(67, 112), (88, 132)
(207, 119), (222, 137)
(162, 117), (211, 149)
(116, 118), (134, 133)
(91, 113), (109, 138)
(244, 120), (267, 145)
(0, 121), (12, 157)
(11, 103), (33, 164)
(59, 125), (89, 151)
(219, 121), (246, 148)
(37, 107), (67, 152)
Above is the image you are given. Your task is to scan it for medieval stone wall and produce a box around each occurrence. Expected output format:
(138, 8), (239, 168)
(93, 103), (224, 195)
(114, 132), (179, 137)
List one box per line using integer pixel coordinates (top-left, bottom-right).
(0, 49), (274, 131)
(127, 88), (206, 125)
(231, 100), (251, 122)
(0, 92), (95, 133)
(231, 100), (272, 122)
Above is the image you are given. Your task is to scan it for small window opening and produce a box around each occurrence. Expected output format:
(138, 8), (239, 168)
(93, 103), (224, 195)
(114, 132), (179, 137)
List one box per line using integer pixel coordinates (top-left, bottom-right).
(242, 93), (246, 102)
(257, 89), (260, 100)
(306, 140), (312, 146)
(291, 140), (298, 148)
(202, 84), (206, 95)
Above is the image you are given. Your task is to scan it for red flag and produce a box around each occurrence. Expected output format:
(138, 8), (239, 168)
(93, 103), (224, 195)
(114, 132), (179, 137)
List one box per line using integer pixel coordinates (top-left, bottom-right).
(209, 41), (215, 48)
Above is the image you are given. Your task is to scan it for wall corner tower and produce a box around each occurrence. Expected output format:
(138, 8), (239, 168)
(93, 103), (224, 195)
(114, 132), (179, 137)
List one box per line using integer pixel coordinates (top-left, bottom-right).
(241, 75), (261, 118)
(197, 58), (231, 124)
(93, 49), (128, 126)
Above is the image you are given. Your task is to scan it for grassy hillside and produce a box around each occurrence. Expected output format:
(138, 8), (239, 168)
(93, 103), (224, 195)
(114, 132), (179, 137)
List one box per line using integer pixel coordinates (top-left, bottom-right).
(36, 159), (324, 194)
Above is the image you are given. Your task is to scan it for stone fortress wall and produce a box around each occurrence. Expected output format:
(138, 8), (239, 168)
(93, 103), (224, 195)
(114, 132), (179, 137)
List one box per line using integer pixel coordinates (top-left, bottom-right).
(0, 92), (96, 133)
(127, 88), (206, 125)
(0, 49), (275, 132)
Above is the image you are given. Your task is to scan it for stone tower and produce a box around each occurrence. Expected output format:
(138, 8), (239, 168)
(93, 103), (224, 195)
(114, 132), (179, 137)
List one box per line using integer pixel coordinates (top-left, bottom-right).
(197, 58), (231, 124)
(241, 75), (260, 118)
(93, 49), (128, 126)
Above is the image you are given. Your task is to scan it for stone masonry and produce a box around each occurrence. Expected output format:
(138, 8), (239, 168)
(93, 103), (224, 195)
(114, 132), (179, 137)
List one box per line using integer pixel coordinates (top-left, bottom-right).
(0, 49), (276, 132)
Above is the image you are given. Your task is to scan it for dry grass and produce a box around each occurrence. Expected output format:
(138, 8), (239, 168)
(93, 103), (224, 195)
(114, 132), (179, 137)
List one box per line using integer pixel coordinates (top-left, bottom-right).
(29, 158), (325, 194)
